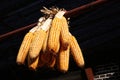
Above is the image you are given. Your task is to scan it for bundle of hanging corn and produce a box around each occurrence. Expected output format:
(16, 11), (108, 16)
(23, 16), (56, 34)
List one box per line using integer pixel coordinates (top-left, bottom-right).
(16, 6), (85, 73)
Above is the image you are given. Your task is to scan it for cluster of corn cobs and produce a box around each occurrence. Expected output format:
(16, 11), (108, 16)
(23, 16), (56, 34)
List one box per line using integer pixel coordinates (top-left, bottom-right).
(16, 7), (85, 73)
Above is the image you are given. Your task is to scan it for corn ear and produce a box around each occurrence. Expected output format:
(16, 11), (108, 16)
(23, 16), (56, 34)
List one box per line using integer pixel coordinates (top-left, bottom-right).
(29, 29), (46, 59)
(29, 17), (52, 59)
(47, 11), (65, 54)
(47, 17), (61, 54)
(69, 34), (85, 68)
(42, 30), (49, 53)
(60, 16), (70, 50)
(58, 45), (70, 73)
(16, 26), (39, 65)
(16, 16), (44, 65)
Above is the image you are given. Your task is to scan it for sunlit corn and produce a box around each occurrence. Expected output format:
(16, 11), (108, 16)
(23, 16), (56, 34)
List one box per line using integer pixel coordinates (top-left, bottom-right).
(47, 17), (61, 54)
(69, 34), (85, 68)
(16, 16), (45, 65)
(29, 17), (52, 59)
(16, 26), (38, 65)
(58, 45), (70, 73)
(29, 29), (46, 59)
(42, 30), (49, 53)
(47, 11), (65, 54)
(60, 16), (70, 50)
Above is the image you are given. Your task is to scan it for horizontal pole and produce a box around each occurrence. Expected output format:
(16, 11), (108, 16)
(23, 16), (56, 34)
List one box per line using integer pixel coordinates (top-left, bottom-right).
(0, 0), (107, 41)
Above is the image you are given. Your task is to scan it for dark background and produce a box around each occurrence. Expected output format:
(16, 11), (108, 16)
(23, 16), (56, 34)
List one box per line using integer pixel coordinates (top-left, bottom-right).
(0, 0), (120, 80)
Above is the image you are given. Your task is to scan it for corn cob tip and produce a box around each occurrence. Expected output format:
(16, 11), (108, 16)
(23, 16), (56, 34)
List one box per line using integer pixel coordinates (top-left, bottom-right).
(60, 70), (68, 73)
(38, 17), (45, 22)
(29, 53), (39, 59)
(29, 26), (39, 33)
(40, 17), (52, 31)
(55, 11), (66, 19)
(16, 61), (24, 65)
(77, 61), (85, 68)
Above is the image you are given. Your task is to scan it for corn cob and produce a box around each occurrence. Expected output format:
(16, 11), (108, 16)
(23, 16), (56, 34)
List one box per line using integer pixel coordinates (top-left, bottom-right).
(58, 45), (70, 73)
(47, 11), (65, 54)
(16, 26), (39, 65)
(29, 17), (52, 59)
(29, 30), (46, 59)
(69, 33), (85, 68)
(16, 16), (45, 65)
(60, 16), (70, 50)
(42, 30), (49, 53)
(38, 17), (46, 23)
(27, 54), (39, 70)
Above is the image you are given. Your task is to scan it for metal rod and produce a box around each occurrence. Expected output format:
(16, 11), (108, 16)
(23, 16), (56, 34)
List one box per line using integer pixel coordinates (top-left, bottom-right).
(0, 0), (107, 41)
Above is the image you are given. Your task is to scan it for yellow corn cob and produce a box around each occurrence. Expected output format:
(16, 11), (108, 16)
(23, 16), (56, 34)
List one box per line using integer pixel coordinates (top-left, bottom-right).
(27, 54), (39, 70)
(69, 34), (85, 68)
(42, 30), (49, 53)
(29, 29), (46, 59)
(60, 16), (70, 50)
(29, 17), (52, 59)
(16, 17), (45, 65)
(47, 17), (61, 54)
(16, 26), (38, 65)
(58, 45), (70, 73)
(47, 11), (65, 54)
